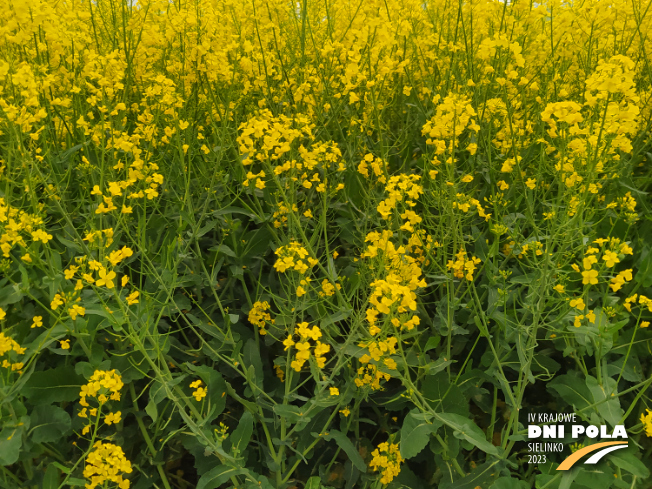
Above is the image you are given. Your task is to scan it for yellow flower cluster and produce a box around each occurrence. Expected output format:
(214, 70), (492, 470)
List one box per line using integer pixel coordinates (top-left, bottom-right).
(357, 153), (387, 184)
(190, 380), (207, 402)
(0, 331), (25, 372)
(369, 442), (403, 485)
(0, 198), (52, 258)
(355, 337), (399, 390)
(83, 441), (133, 489)
(362, 230), (428, 334)
(248, 301), (273, 335)
(452, 193), (491, 221)
(376, 175), (423, 220)
(623, 294), (652, 314)
(237, 110), (313, 166)
(273, 242), (318, 274)
(641, 410), (652, 438)
(447, 248), (482, 281)
(80, 370), (124, 407)
(282, 322), (330, 372)
(421, 94), (479, 156)
(78, 370), (124, 436)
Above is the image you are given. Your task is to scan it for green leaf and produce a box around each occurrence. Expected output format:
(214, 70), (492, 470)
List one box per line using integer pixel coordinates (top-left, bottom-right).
(322, 430), (366, 471)
(208, 244), (237, 257)
(228, 411), (254, 459)
(433, 413), (498, 456)
(30, 405), (71, 444)
(197, 465), (246, 489)
(22, 366), (85, 405)
(400, 409), (440, 459)
(424, 335), (441, 352)
(440, 460), (504, 489)
(43, 464), (60, 489)
(63, 477), (90, 487)
(273, 404), (305, 424)
(424, 356), (452, 375)
(609, 450), (650, 478)
(243, 339), (264, 392)
(548, 374), (592, 412)
(489, 477), (530, 489)
(305, 476), (322, 489)
(145, 398), (158, 423)
(585, 375), (623, 427)
(0, 424), (24, 466)
(422, 372), (469, 417)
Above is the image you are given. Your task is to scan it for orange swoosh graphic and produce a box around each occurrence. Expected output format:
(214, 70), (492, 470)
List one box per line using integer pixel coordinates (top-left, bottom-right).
(557, 441), (628, 470)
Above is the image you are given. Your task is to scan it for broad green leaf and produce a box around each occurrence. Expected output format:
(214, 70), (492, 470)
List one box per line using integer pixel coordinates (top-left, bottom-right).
(585, 375), (623, 427)
(548, 374), (592, 413)
(400, 409), (440, 459)
(433, 413), (498, 456)
(305, 476), (322, 489)
(322, 430), (366, 471)
(243, 339), (264, 392)
(197, 465), (246, 489)
(440, 460), (504, 489)
(424, 335), (441, 352)
(609, 451), (650, 479)
(228, 411), (254, 459)
(0, 419), (26, 466)
(22, 366), (85, 405)
(273, 404), (305, 424)
(43, 464), (60, 489)
(30, 405), (71, 444)
(490, 477), (530, 489)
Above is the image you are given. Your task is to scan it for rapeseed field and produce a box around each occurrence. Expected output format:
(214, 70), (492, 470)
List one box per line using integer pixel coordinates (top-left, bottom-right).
(1, 0), (652, 487)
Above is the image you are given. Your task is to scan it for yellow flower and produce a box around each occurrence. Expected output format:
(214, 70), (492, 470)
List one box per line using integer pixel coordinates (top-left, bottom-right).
(640, 321), (650, 328)
(603, 251), (620, 267)
(570, 298), (585, 310)
(641, 409), (652, 437)
(51, 294), (64, 310)
(193, 387), (207, 401)
(96, 269), (116, 289)
(31, 316), (43, 328)
(69, 305), (86, 321)
(581, 269), (599, 285)
(283, 337), (295, 351)
(126, 291), (139, 305)
(60, 339), (71, 350)
(104, 411), (122, 425)
(339, 407), (351, 417)
(525, 178), (536, 189)
(65, 266), (78, 279)
(620, 243), (633, 255)
(121, 275), (129, 287)
(329, 387), (339, 396)
(0, 308), (5, 321)
(553, 284), (565, 293)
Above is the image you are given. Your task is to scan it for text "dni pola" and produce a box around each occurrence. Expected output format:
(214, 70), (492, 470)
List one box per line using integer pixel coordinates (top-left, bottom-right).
(528, 424), (628, 439)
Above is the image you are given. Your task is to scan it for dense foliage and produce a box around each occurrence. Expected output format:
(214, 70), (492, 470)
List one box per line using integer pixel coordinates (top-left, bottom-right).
(1, 0), (652, 488)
